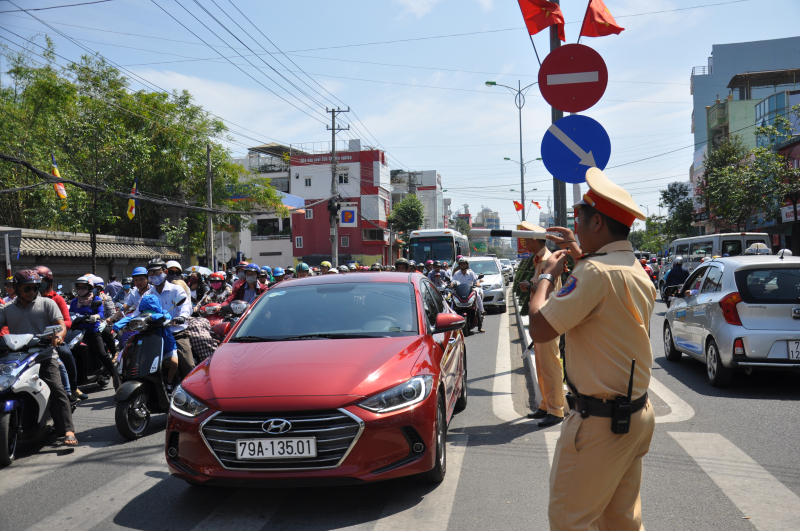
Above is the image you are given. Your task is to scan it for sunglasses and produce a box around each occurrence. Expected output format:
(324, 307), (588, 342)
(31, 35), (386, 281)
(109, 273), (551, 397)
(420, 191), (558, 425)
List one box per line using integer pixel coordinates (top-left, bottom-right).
(20, 285), (38, 293)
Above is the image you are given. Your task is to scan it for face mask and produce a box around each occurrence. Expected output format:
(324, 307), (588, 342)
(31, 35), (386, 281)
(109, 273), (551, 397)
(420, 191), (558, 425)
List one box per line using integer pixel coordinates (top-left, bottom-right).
(209, 281), (223, 290)
(166, 272), (180, 282)
(245, 274), (257, 284)
(237, 271), (245, 280)
(148, 273), (166, 286)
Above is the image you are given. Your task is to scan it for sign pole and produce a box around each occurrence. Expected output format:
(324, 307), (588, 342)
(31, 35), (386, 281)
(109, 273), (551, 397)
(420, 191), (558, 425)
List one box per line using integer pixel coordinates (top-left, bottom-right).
(550, 0), (567, 228)
(4, 234), (10, 278)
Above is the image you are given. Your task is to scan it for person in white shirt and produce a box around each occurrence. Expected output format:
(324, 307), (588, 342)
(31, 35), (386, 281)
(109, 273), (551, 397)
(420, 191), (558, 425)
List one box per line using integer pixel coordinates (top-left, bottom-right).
(452, 257), (485, 322)
(131, 260), (194, 382)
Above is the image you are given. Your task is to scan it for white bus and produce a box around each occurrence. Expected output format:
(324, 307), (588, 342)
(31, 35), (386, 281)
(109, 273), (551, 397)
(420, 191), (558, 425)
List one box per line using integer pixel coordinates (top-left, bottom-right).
(407, 229), (470, 264)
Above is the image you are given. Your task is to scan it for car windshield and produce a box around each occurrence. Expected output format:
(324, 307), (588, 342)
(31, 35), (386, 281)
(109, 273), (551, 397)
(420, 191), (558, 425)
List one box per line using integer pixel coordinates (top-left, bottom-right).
(231, 282), (418, 341)
(500, 259), (511, 266)
(469, 260), (500, 275)
(735, 267), (800, 304)
(409, 236), (454, 263)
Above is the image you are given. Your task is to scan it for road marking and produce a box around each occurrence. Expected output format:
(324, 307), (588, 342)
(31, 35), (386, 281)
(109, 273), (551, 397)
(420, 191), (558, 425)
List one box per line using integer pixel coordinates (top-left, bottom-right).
(371, 434), (468, 531)
(25, 461), (168, 531)
(0, 441), (112, 498)
(191, 489), (292, 531)
(493, 307), (528, 424)
(670, 432), (800, 531)
(546, 124), (597, 167)
(547, 71), (599, 85)
(649, 376), (695, 423)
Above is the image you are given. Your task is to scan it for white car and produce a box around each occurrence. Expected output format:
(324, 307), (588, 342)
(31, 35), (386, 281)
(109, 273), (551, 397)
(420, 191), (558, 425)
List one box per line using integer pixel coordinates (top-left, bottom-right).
(663, 254), (800, 387)
(467, 257), (507, 313)
(499, 258), (515, 284)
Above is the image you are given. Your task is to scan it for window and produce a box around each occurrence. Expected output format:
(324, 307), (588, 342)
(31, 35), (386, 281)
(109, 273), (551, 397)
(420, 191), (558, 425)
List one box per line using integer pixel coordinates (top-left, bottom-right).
(255, 218), (279, 236)
(259, 251), (282, 257)
(676, 244), (689, 258)
(341, 236), (349, 247)
(338, 173), (349, 184)
(746, 239), (766, 249)
(295, 236), (303, 248)
(684, 267), (707, 293)
(721, 240), (742, 256)
(305, 209), (313, 220)
(304, 178), (311, 187)
(363, 229), (384, 241)
(418, 282), (437, 328)
(701, 266), (723, 293)
(735, 267), (800, 303)
(425, 280), (445, 315)
(689, 241), (713, 260)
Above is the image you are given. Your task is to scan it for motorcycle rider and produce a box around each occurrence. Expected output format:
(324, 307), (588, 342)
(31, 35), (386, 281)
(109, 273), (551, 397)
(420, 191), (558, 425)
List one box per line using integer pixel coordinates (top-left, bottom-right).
(195, 271), (231, 310)
(428, 260), (451, 282)
(36, 266), (79, 403)
(640, 258), (653, 279)
(320, 261), (332, 275)
(371, 263), (383, 272)
(270, 267), (285, 286)
(185, 271), (207, 304)
(224, 263), (267, 305)
(3, 276), (16, 304)
(285, 267), (295, 279)
(0, 270), (77, 445)
(433, 271), (447, 290)
(663, 256), (690, 292)
(296, 263), (311, 278)
(348, 264), (357, 272)
(133, 259), (194, 384)
(165, 260), (191, 299)
(69, 275), (121, 391)
(395, 258), (410, 272)
(261, 265), (274, 283)
(453, 257), (485, 331)
(338, 265), (349, 274)
(113, 277), (133, 305)
(106, 276), (123, 299)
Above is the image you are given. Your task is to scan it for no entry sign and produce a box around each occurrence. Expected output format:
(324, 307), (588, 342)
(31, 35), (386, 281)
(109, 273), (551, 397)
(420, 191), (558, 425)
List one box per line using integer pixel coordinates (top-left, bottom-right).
(538, 44), (608, 113)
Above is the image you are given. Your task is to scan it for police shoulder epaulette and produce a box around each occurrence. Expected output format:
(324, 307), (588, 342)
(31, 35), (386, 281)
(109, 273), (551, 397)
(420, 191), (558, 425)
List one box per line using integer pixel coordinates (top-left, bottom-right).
(577, 252), (607, 261)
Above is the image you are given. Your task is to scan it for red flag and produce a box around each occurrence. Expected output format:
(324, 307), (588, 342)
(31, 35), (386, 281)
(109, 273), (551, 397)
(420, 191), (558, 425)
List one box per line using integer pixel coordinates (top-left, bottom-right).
(517, 0), (565, 42)
(579, 0), (624, 38)
(531, 201), (542, 209)
(513, 200), (524, 212)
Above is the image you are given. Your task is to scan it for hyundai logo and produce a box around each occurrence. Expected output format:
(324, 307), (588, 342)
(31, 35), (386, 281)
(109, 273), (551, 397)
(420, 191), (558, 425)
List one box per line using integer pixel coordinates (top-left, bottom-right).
(793, 308), (800, 319)
(262, 419), (292, 434)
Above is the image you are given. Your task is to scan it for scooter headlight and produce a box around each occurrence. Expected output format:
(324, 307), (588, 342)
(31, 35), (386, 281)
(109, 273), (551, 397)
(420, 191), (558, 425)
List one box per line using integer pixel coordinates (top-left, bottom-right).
(170, 385), (209, 418)
(230, 301), (250, 316)
(128, 318), (149, 331)
(0, 362), (21, 391)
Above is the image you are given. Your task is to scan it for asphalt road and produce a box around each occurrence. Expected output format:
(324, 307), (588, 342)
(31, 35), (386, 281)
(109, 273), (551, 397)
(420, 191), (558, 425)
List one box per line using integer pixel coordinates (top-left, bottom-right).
(1, 289), (799, 531)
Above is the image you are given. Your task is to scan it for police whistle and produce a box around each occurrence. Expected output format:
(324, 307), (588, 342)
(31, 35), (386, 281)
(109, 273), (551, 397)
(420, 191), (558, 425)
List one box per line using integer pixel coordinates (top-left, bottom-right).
(468, 229), (561, 239)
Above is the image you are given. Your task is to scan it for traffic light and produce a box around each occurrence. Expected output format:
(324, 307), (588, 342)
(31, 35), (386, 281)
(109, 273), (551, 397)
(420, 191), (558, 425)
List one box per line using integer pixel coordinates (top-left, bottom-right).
(327, 198), (341, 222)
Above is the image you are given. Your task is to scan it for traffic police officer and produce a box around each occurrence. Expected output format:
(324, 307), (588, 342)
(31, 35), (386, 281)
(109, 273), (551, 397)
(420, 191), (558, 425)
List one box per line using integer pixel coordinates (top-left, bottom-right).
(517, 220), (567, 428)
(528, 168), (656, 531)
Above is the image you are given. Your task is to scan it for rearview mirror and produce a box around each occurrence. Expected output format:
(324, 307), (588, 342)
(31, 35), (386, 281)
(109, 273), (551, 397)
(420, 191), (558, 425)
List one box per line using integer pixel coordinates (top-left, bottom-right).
(433, 313), (465, 333)
(90, 300), (102, 309)
(478, 273), (485, 279)
(173, 297), (187, 308)
(663, 285), (684, 297)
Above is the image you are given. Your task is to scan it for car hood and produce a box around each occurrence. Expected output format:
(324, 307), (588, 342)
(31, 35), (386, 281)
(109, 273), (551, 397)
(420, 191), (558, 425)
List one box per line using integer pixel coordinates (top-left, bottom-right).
(482, 274), (503, 287)
(182, 336), (427, 408)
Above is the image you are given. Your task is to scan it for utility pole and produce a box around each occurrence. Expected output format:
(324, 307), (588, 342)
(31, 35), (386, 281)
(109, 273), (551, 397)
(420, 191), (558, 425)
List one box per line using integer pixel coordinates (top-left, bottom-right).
(206, 144), (214, 270)
(327, 107), (349, 268)
(517, 79), (526, 221)
(551, 0), (567, 228)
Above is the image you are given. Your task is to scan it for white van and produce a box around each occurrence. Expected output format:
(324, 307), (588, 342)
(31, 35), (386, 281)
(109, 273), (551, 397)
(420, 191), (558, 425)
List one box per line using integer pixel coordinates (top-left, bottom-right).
(657, 233), (771, 292)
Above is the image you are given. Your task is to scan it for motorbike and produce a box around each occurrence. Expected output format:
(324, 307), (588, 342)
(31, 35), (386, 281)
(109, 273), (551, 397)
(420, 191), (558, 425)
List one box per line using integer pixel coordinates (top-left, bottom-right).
(67, 301), (113, 390)
(0, 324), (64, 466)
(197, 302), (224, 328)
(450, 274), (484, 337)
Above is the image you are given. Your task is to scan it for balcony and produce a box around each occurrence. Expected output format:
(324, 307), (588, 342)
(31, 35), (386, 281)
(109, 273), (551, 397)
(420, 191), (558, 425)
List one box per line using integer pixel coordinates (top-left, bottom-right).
(706, 103), (728, 130)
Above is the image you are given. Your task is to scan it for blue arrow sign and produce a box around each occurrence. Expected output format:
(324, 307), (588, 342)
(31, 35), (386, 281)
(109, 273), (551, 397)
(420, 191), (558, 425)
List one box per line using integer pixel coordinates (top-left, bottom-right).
(540, 114), (610, 184)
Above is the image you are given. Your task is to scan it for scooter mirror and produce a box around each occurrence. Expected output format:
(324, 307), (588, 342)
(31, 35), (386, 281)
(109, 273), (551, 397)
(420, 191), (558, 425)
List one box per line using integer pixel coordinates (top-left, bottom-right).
(57, 285), (63, 290)
(173, 296), (187, 308)
(90, 300), (103, 309)
(478, 274), (485, 279)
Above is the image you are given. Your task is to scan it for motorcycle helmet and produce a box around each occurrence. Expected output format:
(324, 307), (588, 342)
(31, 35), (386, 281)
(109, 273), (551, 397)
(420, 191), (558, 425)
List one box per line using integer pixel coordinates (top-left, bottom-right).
(433, 260), (442, 267)
(371, 263), (382, 271)
(272, 267), (285, 277)
(244, 263), (260, 272)
(34, 266), (53, 281)
(131, 267), (148, 277)
(328, 268), (339, 274)
(348, 264), (357, 271)
(338, 265), (349, 273)
(640, 258), (647, 265)
(148, 258), (167, 271)
(122, 277), (133, 289)
(456, 255), (463, 261)
(235, 260), (249, 269)
(458, 257), (469, 265)
(320, 261), (332, 269)
(261, 265), (272, 275)
(297, 263), (310, 272)
(166, 260), (183, 272)
(13, 270), (42, 286)
(4, 276), (13, 285)
(426, 260), (434, 266)
(674, 256), (684, 265)
(285, 267), (295, 275)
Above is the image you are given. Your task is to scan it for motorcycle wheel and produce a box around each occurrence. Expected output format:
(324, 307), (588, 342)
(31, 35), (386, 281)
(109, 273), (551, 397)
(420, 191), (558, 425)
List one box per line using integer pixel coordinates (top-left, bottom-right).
(0, 410), (18, 467)
(115, 387), (150, 440)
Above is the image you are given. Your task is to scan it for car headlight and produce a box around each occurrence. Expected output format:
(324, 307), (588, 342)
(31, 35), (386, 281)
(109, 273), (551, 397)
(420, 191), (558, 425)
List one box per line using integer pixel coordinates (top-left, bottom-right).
(491, 283), (503, 290)
(231, 301), (250, 316)
(358, 375), (434, 413)
(170, 385), (209, 417)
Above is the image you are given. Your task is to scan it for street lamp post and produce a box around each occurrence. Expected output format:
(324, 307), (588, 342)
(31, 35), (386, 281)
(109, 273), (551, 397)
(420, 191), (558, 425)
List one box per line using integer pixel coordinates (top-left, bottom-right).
(487, 80), (536, 220)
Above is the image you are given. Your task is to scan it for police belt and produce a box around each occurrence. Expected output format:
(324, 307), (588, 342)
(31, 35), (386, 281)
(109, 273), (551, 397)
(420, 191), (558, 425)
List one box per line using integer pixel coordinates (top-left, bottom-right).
(570, 392), (649, 418)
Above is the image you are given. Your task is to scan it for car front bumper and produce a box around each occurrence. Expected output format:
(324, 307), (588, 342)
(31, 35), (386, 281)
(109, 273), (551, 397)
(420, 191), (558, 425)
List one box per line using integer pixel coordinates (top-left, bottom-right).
(482, 287), (506, 307)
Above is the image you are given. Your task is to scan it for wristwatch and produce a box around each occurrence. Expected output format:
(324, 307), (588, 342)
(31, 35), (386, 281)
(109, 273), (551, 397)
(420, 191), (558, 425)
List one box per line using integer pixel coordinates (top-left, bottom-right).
(538, 273), (555, 284)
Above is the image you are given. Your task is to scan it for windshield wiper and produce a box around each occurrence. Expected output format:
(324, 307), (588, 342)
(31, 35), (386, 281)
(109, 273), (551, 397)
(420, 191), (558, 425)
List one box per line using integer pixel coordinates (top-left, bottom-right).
(284, 333), (386, 340)
(230, 336), (273, 343)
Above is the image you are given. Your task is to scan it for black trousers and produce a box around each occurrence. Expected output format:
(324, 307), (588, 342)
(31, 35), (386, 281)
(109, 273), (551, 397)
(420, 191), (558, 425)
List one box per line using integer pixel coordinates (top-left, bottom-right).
(56, 345), (77, 392)
(101, 326), (116, 355)
(39, 357), (75, 434)
(84, 331), (118, 382)
(172, 330), (195, 380)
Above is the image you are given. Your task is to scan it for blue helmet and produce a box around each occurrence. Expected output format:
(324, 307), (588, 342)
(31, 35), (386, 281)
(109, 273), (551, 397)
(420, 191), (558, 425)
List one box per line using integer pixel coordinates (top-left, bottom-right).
(273, 267), (285, 277)
(297, 262), (310, 272)
(244, 263), (260, 272)
(261, 265), (272, 274)
(132, 267), (147, 277)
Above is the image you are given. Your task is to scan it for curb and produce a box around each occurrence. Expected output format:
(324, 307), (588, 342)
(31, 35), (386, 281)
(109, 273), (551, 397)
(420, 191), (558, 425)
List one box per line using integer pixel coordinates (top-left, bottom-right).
(511, 287), (541, 409)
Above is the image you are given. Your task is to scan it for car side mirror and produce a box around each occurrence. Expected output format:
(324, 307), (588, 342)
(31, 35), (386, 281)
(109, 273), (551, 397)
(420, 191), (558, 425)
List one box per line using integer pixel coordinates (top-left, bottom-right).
(433, 313), (465, 333)
(664, 286), (683, 297)
(211, 321), (232, 339)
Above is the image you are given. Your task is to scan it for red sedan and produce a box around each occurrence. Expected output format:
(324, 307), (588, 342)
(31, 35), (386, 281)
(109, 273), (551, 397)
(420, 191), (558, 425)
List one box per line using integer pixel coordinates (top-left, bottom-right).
(165, 272), (467, 486)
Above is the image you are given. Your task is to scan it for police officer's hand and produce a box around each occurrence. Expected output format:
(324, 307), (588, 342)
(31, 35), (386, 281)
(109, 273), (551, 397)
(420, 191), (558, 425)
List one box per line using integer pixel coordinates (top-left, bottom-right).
(542, 249), (570, 277)
(518, 280), (536, 294)
(544, 226), (575, 246)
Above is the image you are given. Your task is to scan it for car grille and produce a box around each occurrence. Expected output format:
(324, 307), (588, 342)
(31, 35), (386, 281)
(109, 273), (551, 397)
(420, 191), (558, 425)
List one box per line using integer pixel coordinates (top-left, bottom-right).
(201, 409), (364, 470)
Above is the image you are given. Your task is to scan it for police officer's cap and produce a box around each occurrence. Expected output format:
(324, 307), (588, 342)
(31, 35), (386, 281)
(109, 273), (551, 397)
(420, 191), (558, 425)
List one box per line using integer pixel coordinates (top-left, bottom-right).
(573, 168), (646, 227)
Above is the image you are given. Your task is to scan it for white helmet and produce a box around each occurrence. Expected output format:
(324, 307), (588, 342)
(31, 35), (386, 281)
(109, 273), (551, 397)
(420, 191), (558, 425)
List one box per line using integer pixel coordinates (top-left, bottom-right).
(166, 260), (182, 271)
(674, 256), (684, 265)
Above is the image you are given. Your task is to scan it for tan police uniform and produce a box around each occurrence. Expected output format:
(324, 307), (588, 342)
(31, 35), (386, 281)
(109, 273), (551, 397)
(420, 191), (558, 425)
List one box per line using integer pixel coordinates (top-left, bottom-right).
(538, 168), (657, 531)
(520, 220), (566, 419)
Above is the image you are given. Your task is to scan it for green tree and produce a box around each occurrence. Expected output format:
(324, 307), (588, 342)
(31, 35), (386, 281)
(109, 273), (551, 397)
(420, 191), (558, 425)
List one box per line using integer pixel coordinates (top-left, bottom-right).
(659, 182), (695, 240)
(697, 134), (751, 230)
(389, 195), (425, 244)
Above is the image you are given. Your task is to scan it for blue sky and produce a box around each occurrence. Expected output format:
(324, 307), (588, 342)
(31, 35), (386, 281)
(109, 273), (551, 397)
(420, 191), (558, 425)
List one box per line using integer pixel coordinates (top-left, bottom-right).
(1, 0), (798, 231)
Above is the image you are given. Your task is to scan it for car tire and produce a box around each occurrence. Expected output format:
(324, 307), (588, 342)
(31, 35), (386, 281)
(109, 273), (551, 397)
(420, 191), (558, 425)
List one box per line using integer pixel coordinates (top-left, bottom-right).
(419, 395), (447, 484)
(663, 323), (681, 362)
(498, 304), (507, 314)
(454, 350), (468, 413)
(706, 338), (733, 387)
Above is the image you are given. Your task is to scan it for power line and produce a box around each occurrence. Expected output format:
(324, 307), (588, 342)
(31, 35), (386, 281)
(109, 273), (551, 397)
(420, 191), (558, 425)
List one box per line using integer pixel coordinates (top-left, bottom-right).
(0, 0), (113, 13)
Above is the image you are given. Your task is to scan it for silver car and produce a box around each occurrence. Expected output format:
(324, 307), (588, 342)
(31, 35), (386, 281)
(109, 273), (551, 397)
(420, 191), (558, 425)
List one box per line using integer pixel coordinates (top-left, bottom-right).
(499, 258), (515, 285)
(663, 254), (800, 387)
(468, 257), (507, 313)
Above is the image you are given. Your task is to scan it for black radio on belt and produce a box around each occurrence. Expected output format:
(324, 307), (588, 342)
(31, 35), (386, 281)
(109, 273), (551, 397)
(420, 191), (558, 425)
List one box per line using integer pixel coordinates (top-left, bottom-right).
(611, 359), (636, 435)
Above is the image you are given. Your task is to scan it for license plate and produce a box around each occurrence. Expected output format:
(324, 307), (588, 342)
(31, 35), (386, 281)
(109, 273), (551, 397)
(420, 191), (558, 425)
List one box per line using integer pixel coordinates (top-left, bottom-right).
(789, 341), (800, 360)
(236, 438), (317, 459)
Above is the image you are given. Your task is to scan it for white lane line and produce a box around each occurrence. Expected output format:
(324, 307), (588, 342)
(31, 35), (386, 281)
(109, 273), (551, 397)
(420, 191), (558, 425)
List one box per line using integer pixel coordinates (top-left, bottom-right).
(493, 308), (529, 424)
(25, 461), (168, 531)
(544, 431), (560, 467)
(670, 432), (800, 531)
(191, 488), (291, 531)
(547, 71), (599, 85)
(0, 441), (112, 498)
(649, 376), (695, 424)
(372, 434), (469, 531)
